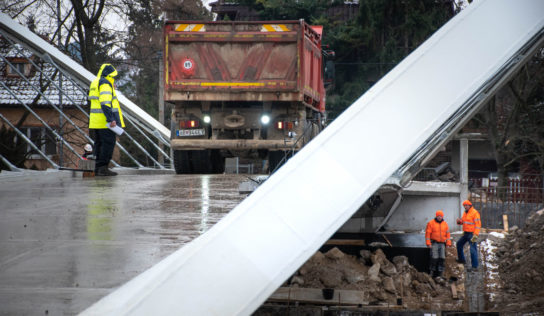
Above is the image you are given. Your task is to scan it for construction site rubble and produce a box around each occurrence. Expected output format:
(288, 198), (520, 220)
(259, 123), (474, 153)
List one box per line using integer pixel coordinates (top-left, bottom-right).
(289, 247), (463, 310)
(486, 208), (544, 313)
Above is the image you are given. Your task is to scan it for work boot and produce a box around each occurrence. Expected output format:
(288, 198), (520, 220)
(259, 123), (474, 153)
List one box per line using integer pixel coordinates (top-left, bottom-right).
(95, 166), (117, 176)
(95, 166), (108, 176)
(429, 258), (438, 277)
(437, 258), (445, 277)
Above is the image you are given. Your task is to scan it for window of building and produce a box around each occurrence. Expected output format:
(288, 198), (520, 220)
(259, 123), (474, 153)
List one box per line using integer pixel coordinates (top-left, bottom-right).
(6, 61), (28, 77)
(17, 127), (58, 158)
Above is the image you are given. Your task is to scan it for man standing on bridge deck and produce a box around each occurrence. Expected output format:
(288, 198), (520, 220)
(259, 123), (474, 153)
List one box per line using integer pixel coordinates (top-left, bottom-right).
(88, 63), (125, 176)
(455, 199), (481, 272)
(425, 210), (452, 278)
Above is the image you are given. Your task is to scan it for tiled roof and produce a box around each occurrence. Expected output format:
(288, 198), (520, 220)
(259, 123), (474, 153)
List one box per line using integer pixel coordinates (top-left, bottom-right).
(0, 40), (87, 108)
(5, 43), (33, 58)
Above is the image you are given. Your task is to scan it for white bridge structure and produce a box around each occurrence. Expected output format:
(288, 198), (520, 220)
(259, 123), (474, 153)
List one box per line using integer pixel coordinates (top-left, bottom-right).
(2, 0), (544, 314)
(79, 0), (544, 315)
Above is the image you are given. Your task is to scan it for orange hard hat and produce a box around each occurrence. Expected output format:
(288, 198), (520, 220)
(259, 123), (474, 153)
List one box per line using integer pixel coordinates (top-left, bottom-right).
(436, 210), (444, 217)
(462, 200), (472, 206)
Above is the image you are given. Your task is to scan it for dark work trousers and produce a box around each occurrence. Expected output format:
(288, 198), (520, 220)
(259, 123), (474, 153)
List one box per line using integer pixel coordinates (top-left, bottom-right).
(456, 232), (479, 268)
(429, 241), (446, 277)
(92, 128), (116, 170)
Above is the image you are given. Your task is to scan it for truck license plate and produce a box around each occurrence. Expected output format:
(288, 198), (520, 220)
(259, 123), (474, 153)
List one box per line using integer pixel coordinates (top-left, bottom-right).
(176, 129), (205, 137)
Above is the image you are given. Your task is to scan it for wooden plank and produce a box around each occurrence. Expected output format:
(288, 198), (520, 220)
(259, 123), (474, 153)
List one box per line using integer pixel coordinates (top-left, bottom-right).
(451, 283), (458, 299)
(502, 214), (509, 232)
(325, 239), (365, 246)
(268, 287), (368, 306)
(481, 228), (504, 233)
(79, 159), (95, 170)
(381, 234), (393, 247)
(79, 159), (95, 178)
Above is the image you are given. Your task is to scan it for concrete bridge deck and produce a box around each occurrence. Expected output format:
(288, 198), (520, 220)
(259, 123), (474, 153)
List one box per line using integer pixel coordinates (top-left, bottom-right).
(0, 171), (246, 315)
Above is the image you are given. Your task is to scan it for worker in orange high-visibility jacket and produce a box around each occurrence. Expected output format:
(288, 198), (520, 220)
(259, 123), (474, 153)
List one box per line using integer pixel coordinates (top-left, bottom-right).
(425, 210), (451, 278)
(456, 199), (481, 272)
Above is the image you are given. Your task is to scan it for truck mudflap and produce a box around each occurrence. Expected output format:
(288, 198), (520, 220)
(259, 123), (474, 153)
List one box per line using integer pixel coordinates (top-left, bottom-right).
(170, 139), (297, 150)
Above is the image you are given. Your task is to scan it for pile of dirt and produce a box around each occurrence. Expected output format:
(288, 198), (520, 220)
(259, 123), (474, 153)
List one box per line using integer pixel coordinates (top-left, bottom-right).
(490, 209), (544, 312)
(288, 247), (463, 310)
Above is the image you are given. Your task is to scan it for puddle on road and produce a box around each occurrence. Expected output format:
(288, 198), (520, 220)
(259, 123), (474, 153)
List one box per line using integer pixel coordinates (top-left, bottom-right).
(80, 174), (248, 244)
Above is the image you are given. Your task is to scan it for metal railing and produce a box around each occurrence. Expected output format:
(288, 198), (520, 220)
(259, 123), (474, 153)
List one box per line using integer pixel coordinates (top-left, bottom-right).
(270, 114), (324, 174)
(0, 22), (171, 170)
(470, 178), (544, 229)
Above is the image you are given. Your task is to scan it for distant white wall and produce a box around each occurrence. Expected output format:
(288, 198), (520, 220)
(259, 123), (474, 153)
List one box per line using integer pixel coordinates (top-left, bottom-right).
(385, 195), (461, 232)
(339, 181), (463, 233)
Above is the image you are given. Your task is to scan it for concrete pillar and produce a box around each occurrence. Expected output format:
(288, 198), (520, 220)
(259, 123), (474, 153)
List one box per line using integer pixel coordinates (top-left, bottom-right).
(460, 138), (469, 219)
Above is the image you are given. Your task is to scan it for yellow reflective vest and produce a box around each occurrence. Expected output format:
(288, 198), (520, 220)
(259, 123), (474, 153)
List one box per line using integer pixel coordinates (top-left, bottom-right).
(88, 64), (125, 129)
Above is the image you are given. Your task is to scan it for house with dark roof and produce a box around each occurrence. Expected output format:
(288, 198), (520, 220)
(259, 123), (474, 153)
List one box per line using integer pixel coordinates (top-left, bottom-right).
(0, 38), (89, 170)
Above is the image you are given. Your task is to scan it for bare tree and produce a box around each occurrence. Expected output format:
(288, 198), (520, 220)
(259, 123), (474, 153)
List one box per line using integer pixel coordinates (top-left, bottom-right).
(70, 0), (105, 71)
(476, 47), (544, 190)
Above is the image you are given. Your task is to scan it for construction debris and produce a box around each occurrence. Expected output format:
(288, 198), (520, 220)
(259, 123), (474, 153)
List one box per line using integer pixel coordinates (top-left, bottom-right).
(282, 247), (464, 310)
(485, 209), (544, 313)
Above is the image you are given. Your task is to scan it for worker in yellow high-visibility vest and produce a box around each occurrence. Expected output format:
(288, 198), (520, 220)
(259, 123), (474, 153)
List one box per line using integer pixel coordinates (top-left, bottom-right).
(88, 63), (125, 176)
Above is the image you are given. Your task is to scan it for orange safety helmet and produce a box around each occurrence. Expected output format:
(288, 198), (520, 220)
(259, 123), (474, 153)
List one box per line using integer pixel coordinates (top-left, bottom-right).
(462, 200), (472, 206)
(436, 210), (444, 217)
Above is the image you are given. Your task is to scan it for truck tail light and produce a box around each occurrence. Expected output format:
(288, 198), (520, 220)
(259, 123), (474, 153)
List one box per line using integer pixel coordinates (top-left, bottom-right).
(276, 121), (294, 130)
(180, 120), (199, 128)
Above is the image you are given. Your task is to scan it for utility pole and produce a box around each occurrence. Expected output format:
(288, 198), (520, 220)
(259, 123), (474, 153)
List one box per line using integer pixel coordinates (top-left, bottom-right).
(57, 0), (63, 167)
(158, 51), (165, 165)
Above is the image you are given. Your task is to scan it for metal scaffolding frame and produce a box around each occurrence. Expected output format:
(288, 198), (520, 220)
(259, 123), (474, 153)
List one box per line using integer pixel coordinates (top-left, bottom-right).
(0, 15), (171, 171)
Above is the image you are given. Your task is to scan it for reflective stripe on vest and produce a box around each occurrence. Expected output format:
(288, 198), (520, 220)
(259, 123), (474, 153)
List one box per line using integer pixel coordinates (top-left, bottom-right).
(91, 107), (119, 113)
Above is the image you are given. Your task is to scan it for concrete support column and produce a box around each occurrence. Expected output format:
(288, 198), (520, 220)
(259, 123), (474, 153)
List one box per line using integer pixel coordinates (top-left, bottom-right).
(460, 138), (469, 218)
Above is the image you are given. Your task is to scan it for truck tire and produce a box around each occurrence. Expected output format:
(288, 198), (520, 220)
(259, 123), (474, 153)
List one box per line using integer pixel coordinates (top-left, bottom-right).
(174, 150), (213, 174)
(173, 150), (191, 174)
(211, 150), (225, 173)
(268, 150), (291, 174)
(192, 150), (211, 174)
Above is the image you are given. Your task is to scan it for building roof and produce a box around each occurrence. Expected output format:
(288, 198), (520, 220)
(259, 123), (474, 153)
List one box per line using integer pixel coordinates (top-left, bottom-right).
(0, 38), (87, 108)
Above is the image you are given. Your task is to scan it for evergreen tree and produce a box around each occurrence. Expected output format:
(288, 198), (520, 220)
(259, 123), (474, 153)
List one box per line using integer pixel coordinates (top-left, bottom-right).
(326, 0), (453, 118)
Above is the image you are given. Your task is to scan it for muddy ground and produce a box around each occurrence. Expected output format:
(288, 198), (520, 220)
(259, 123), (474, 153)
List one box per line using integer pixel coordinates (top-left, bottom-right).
(484, 208), (544, 314)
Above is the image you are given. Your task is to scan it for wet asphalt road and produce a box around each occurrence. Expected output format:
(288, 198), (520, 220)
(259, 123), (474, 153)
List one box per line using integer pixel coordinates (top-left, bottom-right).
(0, 171), (248, 315)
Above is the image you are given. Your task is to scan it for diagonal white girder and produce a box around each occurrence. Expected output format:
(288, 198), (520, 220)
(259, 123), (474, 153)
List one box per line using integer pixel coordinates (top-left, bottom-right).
(0, 13), (170, 141)
(80, 0), (544, 315)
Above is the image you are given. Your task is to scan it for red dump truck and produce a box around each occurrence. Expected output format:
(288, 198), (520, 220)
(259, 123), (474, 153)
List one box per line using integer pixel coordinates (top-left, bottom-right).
(163, 20), (326, 174)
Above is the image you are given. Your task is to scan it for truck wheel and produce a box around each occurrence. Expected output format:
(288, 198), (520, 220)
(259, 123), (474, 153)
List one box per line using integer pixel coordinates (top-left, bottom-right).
(173, 150), (192, 174)
(268, 150), (291, 174)
(192, 150), (211, 174)
(211, 150), (225, 173)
